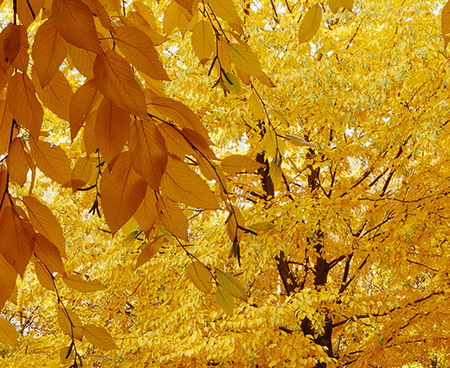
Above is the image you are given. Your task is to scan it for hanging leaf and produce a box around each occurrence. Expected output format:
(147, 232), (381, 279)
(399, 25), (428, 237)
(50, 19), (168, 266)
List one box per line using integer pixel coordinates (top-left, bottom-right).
(214, 288), (234, 315)
(57, 308), (84, 340)
(62, 274), (106, 292)
(207, 0), (242, 26)
(0, 100), (12, 155)
(23, 196), (66, 257)
(100, 152), (147, 233)
(216, 269), (247, 301)
(135, 236), (165, 269)
(114, 26), (169, 80)
(228, 43), (266, 78)
(161, 154), (219, 209)
(32, 19), (67, 87)
(221, 154), (264, 175)
(34, 234), (65, 275)
(69, 79), (101, 140)
(248, 222), (276, 232)
(298, 3), (322, 43)
(191, 20), (215, 62)
(0, 318), (19, 346)
(328, 0), (353, 13)
(133, 189), (158, 235)
(95, 97), (131, 164)
(6, 72), (43, 137)
(52, 0), (101, 53)
(129, 118), (168, 190)
(82, 324), (118, 350)
(29, 138), (72, 185)
(185, 261), (213, 293)
(94, 50), (147, 117)
(0, 253), (17, 310)
(16, 0), (44, 28)
(156, 195), (189, 240)
(7, 137), (30, 186)
(34, 260), (54, 290)
(285, 134), (319, 148)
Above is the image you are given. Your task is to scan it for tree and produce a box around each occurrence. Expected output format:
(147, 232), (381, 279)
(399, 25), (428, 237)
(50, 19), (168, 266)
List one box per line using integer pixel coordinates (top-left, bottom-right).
(0, 0), (450, 366)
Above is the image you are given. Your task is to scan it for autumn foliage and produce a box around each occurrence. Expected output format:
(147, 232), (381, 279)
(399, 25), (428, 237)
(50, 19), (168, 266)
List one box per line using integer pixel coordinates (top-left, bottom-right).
(0, 0), (450, 366)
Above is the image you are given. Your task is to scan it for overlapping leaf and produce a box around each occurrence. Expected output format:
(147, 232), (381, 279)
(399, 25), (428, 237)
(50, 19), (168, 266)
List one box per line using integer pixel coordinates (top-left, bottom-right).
(185, 261), (212, 293)
(82, 324), (118, 350)
(62, 274), (106, 292)
(298, 3), (322, 43)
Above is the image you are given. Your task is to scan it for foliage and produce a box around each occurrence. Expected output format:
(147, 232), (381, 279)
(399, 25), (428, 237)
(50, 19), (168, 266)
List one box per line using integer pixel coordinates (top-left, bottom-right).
(0, 0), (450, 367)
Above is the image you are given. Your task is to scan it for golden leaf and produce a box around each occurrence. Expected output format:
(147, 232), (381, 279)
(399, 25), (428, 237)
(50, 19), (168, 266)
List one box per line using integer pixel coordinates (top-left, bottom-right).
(228, 43), (266, 78)
(157, 195), (188, 240)
(221, 154), (264, 175)
(62, 274), (106, 292)
(57, 309), (84, 340)
(82, 324), (118, 351)
(23, 196), (67, 258)
(0, 253), (17, 310)
(133, 189), (158, 235)
(185, 261), (213, 293)
(207, 0), (242, 25)
(34, 260), (54, 290)
(114, 26), (170, 80)
(7, 137), (29, 186)
(0, 317), (19, 346)
(100, 152), (147, 233)
(157, 123), (196, 158)
(214, 288), (234, 315)
(0, 100), (12, 155)
(216, 269), (247, 301)
(32, 19), (67, 87)
(191, 20), (215, 62)
(135, 236), (164, 269)
(52, 0), (101, 53)
(69, 79), (101, 140)
(443, 1), (450, 48)
(34, 234), (65, 275)
(6, 72), (43, 137)
(16, 0), (44, 28)
(94, 50), (147, 117)
(161, 155), (219, 209)
(29, 138), (71, 185)
(129, 118), (168, 190)
(328, 0), (353, 13)
(0, 206), (35, 276)
(96, 97), (131, 164)
(67, 43), (95, 79)
(298, 3), (322, 43)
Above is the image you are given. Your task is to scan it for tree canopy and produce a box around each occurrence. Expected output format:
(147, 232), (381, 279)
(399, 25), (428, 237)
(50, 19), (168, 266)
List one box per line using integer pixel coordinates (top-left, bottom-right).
(1, 0), (450, 367)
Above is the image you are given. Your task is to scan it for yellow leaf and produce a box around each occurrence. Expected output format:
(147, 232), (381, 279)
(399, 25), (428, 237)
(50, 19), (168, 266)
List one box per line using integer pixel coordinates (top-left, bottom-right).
(69, 156), (95, 190)
(216, 269), (247, 301)
(52, 0), (101, 53)
(1, 24), (20, 70)
(96, 97), (131, 164)
(67, 43), (95, 79)
(228, 43), (265, 78)
(0, 317), (19, 346)
(82, 324), (118, 350)
(129, 118), (168, 190)
(226, 205), (245, 243)
(0, 206), (35, 276)
(69, 79), (101, 140)
(114, 26), (169, 80)
(161, 155), (219, 209)
(223, 72), (241, 95)
(285, 134), (319, 148)
(0, 100), (12, 155)
(22, 196), (67, 258)
(207, 0), (242, 25)
(148, 96), (209, 141)
(214, 288), (234, 315)
(7, 137), (29, 186)
(135, 236), (164, 269)
(6, 72), (43, 137)
(157, 195), (189, 240)
(35, 70), (73, 121)
(185, 261), (213, 293)
(57, 309), (84, 340)
(34, 260), (54, 290)
(81, 0), (113, 31)
(94, 50), (147, 117)
(134, 189), (158, 235)
(0, 253), (17, 310)
(248, 222), (276, 232)
(248, 91), (265, 120)
(163, 1), (195, 36)
(158, 123), (196, 158)
(443, 1), (450, 48)
(59, 346), (75, 364)
(328, 0), (353, 13)
(221, 154), (264, 175)
(191, 20), (216, 62)
(62, 274), (106, 292)
(298, 4), (322, 43)
(16, 0), (44, 28)
(100, 152), (147, 233)
(34, 234), (65, 275)
(32, 19), (67, 87)
(29, 138), (72, 185)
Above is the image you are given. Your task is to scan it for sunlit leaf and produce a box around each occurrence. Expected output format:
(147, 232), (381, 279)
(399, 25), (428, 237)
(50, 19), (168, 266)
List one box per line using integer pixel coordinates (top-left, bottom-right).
(222, 154), (264, 175)
(185, 261), (212, 293)
(216, 269), (247, 301)
(82, 324), (118, 350)
(0, 318), (19, 346)
(214, 288), (234, 315)
(298, 4), (322, 43)
(135, 236), (165, 269)
(62, 274), (106, 292)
